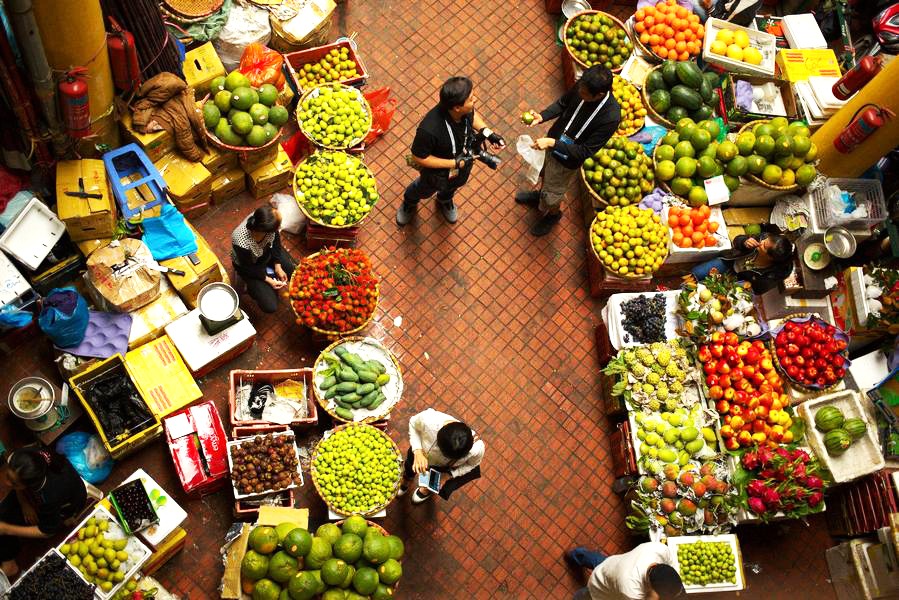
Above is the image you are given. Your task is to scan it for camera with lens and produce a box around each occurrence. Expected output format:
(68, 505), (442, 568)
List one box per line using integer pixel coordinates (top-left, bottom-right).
(468, 131), (502, 170)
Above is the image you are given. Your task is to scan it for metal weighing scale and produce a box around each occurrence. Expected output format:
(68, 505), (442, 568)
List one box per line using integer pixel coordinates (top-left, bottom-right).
(196, 283), (244, 336)
(8, 377), (68, 432)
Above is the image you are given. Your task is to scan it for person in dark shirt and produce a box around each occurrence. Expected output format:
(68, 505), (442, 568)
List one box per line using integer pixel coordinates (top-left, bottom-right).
(0, 446), (88, 578)
(691, 224), (794, 293)
(397, 76), (506, 226)
(231, 205), (296, 313)
(516, 65), (621, 236)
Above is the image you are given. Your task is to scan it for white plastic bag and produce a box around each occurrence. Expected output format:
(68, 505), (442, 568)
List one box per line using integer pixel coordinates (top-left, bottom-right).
(270, 192), (305, 235)
(213, 1), (272, 71)
(516, 135), (545, 185)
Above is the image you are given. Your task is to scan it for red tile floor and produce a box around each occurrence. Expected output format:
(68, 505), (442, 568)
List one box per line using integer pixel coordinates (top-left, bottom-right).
(0, 1), (841, 598)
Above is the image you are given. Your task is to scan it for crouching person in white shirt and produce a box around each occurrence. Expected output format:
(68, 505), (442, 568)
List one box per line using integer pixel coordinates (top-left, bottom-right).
(398, 408), (485, 505)
(566, 541), (685, 600)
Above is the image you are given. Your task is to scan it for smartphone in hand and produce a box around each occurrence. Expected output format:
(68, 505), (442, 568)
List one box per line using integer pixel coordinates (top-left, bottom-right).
(418, 469), (441, 493)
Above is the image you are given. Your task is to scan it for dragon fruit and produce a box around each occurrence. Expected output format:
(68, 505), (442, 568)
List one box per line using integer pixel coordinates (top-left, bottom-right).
(757, 445), (775, 467)
(747, 497), (767, 514)
(761, 488), (781, 508)
(760, 468), (776, 479)
(806, 476), (824, 490)
(808, 491), (824, 507)
(790, 449), (811, 463)
(741, 451), (759, 470)
(747, 480), (768, 497)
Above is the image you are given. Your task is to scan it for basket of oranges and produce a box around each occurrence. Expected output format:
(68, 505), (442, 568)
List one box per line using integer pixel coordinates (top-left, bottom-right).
(631, 0), (705, 63)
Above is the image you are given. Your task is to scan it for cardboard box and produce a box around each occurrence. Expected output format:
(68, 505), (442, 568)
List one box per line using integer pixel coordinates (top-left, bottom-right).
(164, 400), (229, 497)
(248, 146), (293, 198)
(119, 112), (174, 163)
(239, 143), (281, 173)
(211, 168), (246, 205)
(722, 74), (800, 126)
(125, 336), (202, 419)
(55, 160), (117, 241)
(200, 147), (239, 176)
(182, 43), (225, 96)
(776, 48), (841, 82)
(164, 308), (257, 376)
(160, 225), (224, 308)
(75, 238), (113, 258)
(128, 278), (189, 349)
(86, 238), (162, 312)
(140, 527), (186, 575)
(154, 153), (212, 206)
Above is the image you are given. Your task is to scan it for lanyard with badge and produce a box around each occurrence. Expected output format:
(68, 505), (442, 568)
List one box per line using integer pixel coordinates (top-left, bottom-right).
(445, 117), (470, 179)
(557, 93), (609, 157)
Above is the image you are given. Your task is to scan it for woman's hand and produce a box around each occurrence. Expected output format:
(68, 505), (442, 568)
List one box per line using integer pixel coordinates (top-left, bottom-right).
(17, 493), (37, 526)
(531, 137), (555, 151)
(265, 276), (285, 290)
(412, 449), (429, 474)
(274, 264), (288, 282)
(744, 238), (761, 249)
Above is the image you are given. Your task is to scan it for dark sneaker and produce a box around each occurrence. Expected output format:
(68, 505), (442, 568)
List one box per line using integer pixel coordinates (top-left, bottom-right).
(531, 212), (562, 236)
(438, 201), (458, 224)
(396, 203), (416, 226)
(515, 190), (540, 207)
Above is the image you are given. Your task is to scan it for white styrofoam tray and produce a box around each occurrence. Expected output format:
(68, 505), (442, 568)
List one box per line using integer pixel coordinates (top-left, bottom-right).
(603, 290), (681, 350)
(6, 548), (96, 597)
(703, 18), (777, 77)
(226, 430), (304, 500)
(662, 206), (732, 264)
(668, 534), (746, 593)
(0, 249), (31, 306)
(164, 308), (256, 373)
(58, 504), (152, 600)
(797, 390), (885, 483)
(0, 196), (65, 270)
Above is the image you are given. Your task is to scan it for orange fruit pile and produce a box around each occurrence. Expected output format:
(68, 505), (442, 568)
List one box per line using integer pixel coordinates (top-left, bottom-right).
(634, 0), (705, 61)
(668, 205), (719, 249)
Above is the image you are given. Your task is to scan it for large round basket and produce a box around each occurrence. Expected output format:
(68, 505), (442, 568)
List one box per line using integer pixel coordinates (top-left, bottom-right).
(625, 16), (664, 65)
(641, 65), (677, 129)
(768, 313), (850, 394)
(737, 120), (801, 192)
(310, 422), (403, 517)
(288, 251), (379, 338)
(579, 165), (607, 207)
(312, 336), (404, 424)
(613, 75), (645, 137)
(589, 210), (669, 280)
(202, 100), (285, 155)
(563, 10), (632, 73)
(296, 84), (372, 150)
(292, 151), (378, 230)
(333, 519), (402, 594)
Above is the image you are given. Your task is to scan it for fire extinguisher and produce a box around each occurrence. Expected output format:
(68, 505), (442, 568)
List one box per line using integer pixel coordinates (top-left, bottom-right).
(58, 68), (91, 138)
(833, 104), (895, 154)
(832, 56), (882, 101)
(107, 17), (141, 93)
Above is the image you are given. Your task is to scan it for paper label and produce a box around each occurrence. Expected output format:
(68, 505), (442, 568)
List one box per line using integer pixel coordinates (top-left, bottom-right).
(704, 176), (730, 206)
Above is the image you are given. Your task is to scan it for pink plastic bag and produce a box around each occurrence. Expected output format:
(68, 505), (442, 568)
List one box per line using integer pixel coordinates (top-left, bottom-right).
(363, 88), (397, 146)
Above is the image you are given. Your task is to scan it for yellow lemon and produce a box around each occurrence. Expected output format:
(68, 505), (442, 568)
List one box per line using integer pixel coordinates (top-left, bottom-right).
(734, 30), (751, 49)
(726, 44), (744, 61)
(710, 40), (727, 56)
(743, 47), (763, 65)
(716, 29), (735, 45)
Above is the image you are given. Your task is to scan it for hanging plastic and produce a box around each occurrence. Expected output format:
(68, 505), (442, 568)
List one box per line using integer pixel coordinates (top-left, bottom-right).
(363, 87), (397, 146)
(37, 287), (89, 348)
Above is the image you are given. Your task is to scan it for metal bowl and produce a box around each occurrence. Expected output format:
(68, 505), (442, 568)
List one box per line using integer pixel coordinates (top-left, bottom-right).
(824, 226), (857, 259)
(197, 282), (239, 323)
(8, 377), (54, 419)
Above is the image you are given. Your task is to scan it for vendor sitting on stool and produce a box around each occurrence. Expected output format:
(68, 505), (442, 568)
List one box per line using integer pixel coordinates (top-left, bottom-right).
(231, 205), (296, 314)
(691, 224), (794, 294)
(0, 446), (88, 579)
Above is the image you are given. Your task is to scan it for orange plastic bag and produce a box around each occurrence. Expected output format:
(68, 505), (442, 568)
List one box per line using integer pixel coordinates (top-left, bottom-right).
(363, 88), (397, 146)
(239, 43), (286, 90)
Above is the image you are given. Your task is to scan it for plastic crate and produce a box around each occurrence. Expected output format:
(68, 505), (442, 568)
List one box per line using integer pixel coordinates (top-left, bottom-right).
(229, 368), (318, 428)
(284, 40), (368, 94)
(811, 178), (886, 231)
(102, 143), (167, 223)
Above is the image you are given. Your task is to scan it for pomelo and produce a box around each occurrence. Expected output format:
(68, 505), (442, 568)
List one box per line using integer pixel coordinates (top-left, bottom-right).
(258, 83), (278, 107)
(225, 71), (250, 91)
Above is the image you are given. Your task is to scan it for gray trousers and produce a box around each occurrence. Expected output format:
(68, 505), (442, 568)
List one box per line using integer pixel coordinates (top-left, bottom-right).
(539, 153), (578, 215)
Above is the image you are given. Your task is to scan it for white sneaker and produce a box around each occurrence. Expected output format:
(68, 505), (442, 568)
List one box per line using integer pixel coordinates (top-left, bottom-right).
(411, 489), (433, 505)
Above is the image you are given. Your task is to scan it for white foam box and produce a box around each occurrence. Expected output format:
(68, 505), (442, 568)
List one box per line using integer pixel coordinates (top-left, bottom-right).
(703, 18), (777, 77)
(668, 534), (746, 593)
(796, 390), (885, 483)
(662, 206), (732, 264)
(0, 250), (31, 307)
(782, 13), (827, 50)
(0, 196), (65, 270)
(118, 468), (188, 550)
(164, 308), (256, 375)
(602, 290), (681, 350)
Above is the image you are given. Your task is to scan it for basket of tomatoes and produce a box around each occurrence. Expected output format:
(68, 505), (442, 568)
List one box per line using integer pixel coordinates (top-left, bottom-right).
(288, 247), (379, 336)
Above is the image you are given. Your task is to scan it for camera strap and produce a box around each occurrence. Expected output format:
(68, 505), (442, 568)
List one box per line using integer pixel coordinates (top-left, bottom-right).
(562, 93), (609, 141)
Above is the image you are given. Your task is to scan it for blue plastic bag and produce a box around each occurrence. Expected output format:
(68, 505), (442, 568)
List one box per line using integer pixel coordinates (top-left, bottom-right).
(56, 431), (113, 484)
(37, 287), (88, 347)
(0, 304), (32, 328)
(141, 202), (198, 261)
(629, 125), (668, 156)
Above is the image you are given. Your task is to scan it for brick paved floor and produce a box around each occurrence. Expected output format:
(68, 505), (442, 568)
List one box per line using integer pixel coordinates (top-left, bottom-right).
(0, 1), (839, 599)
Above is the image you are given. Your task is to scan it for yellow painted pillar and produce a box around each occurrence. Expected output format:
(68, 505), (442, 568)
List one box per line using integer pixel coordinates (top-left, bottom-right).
(32, 0), (114, 124)
(811, 56), (899, 178)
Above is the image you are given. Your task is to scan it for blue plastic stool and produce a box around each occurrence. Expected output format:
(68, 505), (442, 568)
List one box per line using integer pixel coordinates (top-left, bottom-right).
(102, 143), (168, 225)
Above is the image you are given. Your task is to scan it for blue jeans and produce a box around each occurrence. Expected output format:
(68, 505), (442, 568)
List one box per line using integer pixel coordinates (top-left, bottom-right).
(691, 257), (731, 281)
(570, 548), (605, 600)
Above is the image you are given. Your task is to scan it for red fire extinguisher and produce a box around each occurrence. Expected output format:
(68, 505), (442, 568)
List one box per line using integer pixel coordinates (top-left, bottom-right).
(832, 56), (882, 101)
(58, 68), (91, 138)
(107, 17), (141, 93)
(833, 105), (895, 154)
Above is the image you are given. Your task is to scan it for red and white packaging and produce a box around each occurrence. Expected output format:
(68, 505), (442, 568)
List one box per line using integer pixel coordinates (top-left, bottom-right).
(164, 400), (229, 497)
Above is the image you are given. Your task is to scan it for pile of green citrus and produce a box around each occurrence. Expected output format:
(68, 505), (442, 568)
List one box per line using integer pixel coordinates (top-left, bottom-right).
(740, 117), (818, 188)
(312, 424), (401, 515)
(582, 136), (654, 206)
(298, 84), (371, 148)
(295, 151), (379, 227)
(676, 539), (738, 586)
(241, 519), (404, 600)
(203, 71), (289, 148)
(591, 205), (669, 277)
(565, 12), (632, 69)
(294, 47), (360, 89)
(59, 515), (134, 594)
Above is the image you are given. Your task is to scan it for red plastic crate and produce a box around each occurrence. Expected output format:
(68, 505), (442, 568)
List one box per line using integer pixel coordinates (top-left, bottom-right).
(284, 40), (368, 94)
(231, 423), (293, 440)
(229, 368), (318, 428)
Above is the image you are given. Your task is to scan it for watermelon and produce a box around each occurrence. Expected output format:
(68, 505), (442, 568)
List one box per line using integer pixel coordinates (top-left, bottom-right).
(814, 406), (845, 432)
(843, 418), (867, 441)
(823, 428), (852, 455)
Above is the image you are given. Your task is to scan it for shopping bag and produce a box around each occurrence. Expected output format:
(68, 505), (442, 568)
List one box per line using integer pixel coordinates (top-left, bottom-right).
(38, 287), (89, 348)
(516, 135), (546, 185)
(141, 202), (199, 261)
(56, 431), (113, 484)
(363, 87), (397, 146)
(239, 43), (286, 90)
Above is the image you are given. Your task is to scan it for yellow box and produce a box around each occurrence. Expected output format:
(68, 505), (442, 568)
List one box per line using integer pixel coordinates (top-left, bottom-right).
(239, 143), (281, 172)
(56, 160), (117, 242)
(120, 112), (174, 162)
(126, 335), (202, 419)
(211, 167), (246, 205)
(69, 354), (163, 459)
(129, 279), (189, 349)
(776, 49), (841, 82)
(141, 527), (186, 575)
(182, 42), (225, 96)
(248, 146), (293, 198)
(160, 225), (223, 308)
(154, 152), (212, 205)
(200, 146), (239, 176)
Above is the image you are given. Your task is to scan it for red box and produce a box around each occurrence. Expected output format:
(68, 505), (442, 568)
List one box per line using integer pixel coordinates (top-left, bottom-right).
(164, 400), (229, 497)
(228, 368), (318, 429)
(284, 40), (368, 94)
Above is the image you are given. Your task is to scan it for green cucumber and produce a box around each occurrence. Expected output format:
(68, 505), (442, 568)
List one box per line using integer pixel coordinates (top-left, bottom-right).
(333, 346), (348, 357)
(319, 375), (337, 390)
(358, 389), (379, 407)
(368, 392), (387, 411)
(335, 381), (358, 394)
(338, 368), (359, 382)
(335, 407), (354, 420)
(364, 359), (387, 374)
(341, 393), (361, 403)
(343, 353), (367, 371)
(356, 383), (376, 396)
(335, 398), (352, 409)
(357, 370), (378, 384)
(375, 373), (390, 386)
(325, 387), (339, 400)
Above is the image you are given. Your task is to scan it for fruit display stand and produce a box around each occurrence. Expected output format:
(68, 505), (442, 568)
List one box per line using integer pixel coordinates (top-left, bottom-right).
(228, 368), (318, 428)
(602, 290), (682, 350)
(797, 390), (885, 483)
(768, 314), (849, 394)
(668, 534), (745, 593)
(284, 39), (368, 94)
(662, 206), (731, 265)
(227, 430), (305, 501)
(292, 150), (379, 229)
(702, 18), (777, 77)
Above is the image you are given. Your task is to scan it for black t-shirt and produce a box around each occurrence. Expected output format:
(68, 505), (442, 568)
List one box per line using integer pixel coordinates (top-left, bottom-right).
(410, 106), (474, 175)
(34, 458), (87, 535)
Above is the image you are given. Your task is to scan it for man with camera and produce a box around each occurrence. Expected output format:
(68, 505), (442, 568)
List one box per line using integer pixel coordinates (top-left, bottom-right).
(397, 76), (506, 226)
(517, 65), (621, 236)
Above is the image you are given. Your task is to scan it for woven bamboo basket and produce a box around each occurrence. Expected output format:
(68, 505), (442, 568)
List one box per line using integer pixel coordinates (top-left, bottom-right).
(768, 313), (849, 394)
(737, 120), (802, 192)
(626, 16), (664, 64)
(579, 165), (607, 208)
(613, 75), (645, 137)
(589, 210), (670, 279)
(563, 10), (632, 73)
(641, 65), (678, 129)
(161, 0), (222, 20)
(288, 251), (379, 337)
(296, 84), (372, 150)
(310, 423), (403, 517)
(312, 336), (403, 424)
(202, 97), (285, 155)
(292, 150), (378, 229)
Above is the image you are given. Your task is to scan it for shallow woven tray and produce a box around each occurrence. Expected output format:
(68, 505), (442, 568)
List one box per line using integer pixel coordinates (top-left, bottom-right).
(641, 64), (678, 129)
(737, 120), (802, 192)
(296, 84), (372, 150)
(769, 313), (849, 394)
(202, 97), (285, 155)
(579, 165), (607, 207)
(310, 423), (403, 517)
(162, 0), (223, 19)
(589, 209), (669, 279)
(563, 10), (631, 73)
(626, 16), (664, 64)
(292, 151), (379, 229)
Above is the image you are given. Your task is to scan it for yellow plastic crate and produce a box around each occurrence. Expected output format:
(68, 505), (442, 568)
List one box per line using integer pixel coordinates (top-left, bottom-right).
(125, 335), (202, 419)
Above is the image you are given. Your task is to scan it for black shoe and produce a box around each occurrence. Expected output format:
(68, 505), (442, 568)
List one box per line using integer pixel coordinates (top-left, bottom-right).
(531, 212), (562, 236)
(515, 190), (540, 208)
